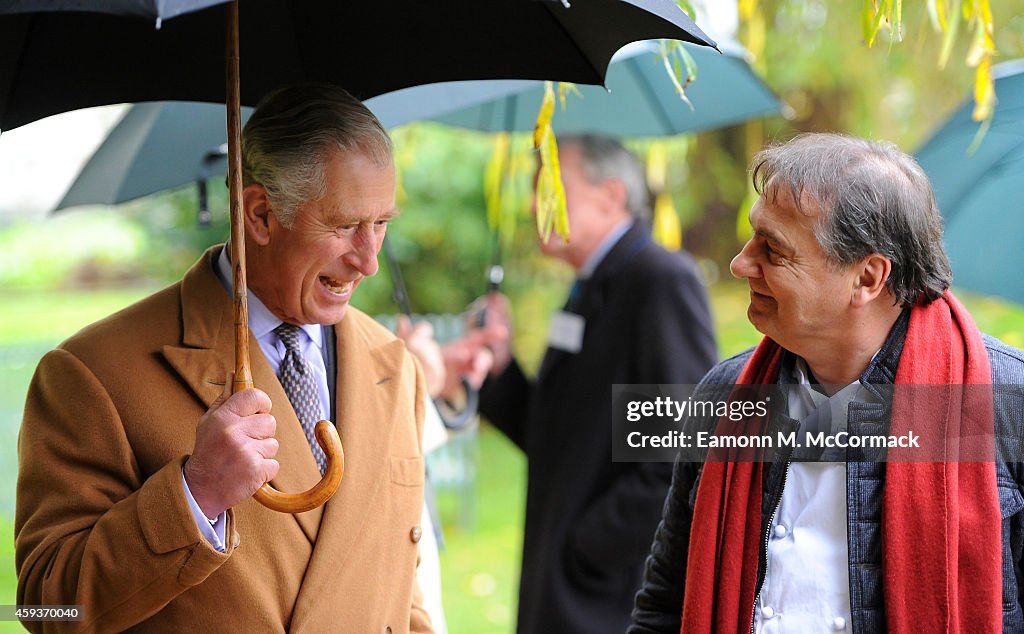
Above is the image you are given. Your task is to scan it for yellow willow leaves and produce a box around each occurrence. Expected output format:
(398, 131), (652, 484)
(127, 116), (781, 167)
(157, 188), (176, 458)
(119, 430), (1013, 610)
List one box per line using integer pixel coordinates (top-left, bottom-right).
(557, 82), (581, 112)
(533, 81), (556, 149)
(738, 0), (766, 70)
(484, 133), (534, 251)
(863, 0), (903, 48)
(741, 3), (998, 124)
(394, 164), (407, 207)
(657, 2), (700, 108)
(484, 132), (511, 231)
(646, 142), (669, 192)
(931, 0), (997, 121)
(658, 40), (698, 110)
(646, 142), (681, 251)
(967, 1), (996, 120)
(933, 0), (961, 67)
(390, 127), (419, 207)
(973, 56), (995, 122)
(653, 193), (682, 251)
(737, 118), (764, 243)
(885, 0), (997, 123)
(533, 82), (569, 243)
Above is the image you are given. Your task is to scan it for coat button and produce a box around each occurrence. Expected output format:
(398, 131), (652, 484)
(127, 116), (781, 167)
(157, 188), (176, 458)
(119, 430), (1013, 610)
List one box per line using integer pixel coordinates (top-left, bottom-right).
(232, 532), (241, 548)
(832, 616), (847, 630)
(773, 523), (788, 538)
(760, 605), (775, 619)
(410, 525), (422, 543)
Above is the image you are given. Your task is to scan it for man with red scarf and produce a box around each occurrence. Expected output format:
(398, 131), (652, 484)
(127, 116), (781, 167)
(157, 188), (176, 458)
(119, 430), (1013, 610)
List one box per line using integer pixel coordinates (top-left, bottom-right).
(629, 133), (1024, 633)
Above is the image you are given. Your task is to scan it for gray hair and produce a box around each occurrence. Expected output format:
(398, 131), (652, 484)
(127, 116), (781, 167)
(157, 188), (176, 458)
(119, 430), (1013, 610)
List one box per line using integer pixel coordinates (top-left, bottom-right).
(242, 83), (393, 227)
(751, 132), (951, 306)
(558, 134), (652, 222)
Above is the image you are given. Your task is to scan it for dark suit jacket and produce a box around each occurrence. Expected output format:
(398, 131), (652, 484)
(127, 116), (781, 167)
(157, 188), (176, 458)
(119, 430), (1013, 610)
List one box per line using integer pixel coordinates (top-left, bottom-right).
(480, 222), (717, 633)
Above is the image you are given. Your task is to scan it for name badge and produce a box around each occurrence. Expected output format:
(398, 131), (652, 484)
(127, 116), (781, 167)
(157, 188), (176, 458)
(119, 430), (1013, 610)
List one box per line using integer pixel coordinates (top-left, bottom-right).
(548, 311), (585, 353)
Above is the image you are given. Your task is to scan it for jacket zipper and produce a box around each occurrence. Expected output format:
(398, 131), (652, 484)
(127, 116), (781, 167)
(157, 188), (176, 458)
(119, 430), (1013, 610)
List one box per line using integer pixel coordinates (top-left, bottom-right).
(750, 457), (792, 634)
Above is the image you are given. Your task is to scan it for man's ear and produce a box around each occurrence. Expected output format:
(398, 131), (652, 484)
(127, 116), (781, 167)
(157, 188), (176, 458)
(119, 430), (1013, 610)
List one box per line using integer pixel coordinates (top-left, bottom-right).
(242, 183), (273, 246)
(601, 178), (629, 215)
(851, 253), (892, 307)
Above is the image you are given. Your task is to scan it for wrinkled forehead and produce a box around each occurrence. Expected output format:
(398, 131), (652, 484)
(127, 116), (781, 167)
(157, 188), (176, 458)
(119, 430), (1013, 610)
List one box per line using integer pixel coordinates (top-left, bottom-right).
(760, 176), (827, 224)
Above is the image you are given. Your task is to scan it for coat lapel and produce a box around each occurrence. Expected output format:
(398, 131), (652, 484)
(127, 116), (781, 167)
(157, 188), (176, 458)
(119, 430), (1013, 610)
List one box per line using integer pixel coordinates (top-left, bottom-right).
(291, 312), (407, 627)
(160, 246), (324, 543)
(161, 249), (234, 411)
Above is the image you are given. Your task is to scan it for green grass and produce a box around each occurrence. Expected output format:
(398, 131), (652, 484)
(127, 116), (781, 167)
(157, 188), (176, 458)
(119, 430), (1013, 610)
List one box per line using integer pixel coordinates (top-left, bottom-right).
(437, 427), (525, 633)
(0, 287), (161, 346)
(1, 516), (17, 633)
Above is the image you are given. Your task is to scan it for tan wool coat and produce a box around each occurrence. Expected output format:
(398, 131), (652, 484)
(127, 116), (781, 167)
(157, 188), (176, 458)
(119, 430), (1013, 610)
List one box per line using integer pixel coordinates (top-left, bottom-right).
(16, 247), (432, 633)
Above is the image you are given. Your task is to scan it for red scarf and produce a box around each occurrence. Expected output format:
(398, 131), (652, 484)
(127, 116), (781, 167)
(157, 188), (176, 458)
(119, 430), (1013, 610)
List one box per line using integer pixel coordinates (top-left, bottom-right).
(681, 291), (1001, 633)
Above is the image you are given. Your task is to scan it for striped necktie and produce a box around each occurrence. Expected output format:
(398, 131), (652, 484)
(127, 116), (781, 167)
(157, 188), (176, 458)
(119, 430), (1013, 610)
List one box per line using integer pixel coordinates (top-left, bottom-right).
(274, 323), (328, 474)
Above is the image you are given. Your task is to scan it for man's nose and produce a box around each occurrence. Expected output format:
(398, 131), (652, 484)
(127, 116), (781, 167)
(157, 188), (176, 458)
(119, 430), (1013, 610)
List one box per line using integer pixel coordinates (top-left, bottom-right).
(730, 240), (760, 280)
(344, 230), (380, 276)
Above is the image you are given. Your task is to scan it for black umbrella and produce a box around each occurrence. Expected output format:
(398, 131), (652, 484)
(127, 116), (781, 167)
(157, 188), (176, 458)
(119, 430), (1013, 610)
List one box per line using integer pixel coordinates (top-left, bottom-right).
(0, 0), (714, 513)
(0, 0), (714, 131)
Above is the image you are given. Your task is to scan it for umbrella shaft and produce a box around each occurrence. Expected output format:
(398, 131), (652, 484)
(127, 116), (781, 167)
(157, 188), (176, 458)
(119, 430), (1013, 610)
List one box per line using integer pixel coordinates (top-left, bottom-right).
(226, 1), (252, 394)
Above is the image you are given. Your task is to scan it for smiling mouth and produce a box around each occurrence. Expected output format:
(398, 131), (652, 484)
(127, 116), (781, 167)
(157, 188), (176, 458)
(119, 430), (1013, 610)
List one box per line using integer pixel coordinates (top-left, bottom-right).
(319, 276), (354, 296)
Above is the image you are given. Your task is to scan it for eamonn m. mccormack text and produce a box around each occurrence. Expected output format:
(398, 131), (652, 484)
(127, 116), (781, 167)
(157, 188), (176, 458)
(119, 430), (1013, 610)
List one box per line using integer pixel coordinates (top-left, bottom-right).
(784, 430), (921, 449)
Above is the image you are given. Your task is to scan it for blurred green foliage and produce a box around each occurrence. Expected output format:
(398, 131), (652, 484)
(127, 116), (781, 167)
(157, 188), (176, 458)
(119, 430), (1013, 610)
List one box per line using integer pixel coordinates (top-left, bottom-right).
(0, 212), (147, 289)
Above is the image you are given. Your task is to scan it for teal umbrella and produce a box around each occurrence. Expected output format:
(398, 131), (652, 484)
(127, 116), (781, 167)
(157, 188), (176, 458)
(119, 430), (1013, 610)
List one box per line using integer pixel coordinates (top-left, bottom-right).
(55, 39), (780, 211)
(434, 39), (781, 136)
(915, 59), (1024, 305)
(56, 79), (536, 210)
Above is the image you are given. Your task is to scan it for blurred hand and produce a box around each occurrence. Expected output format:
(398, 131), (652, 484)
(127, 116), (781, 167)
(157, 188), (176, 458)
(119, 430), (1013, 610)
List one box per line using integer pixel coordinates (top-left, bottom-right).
(466, 292), (513, 375)
(395, 315), (447, 398)
(434, 293), (513, 401)
(440, 336), (495, 399)
(183, 377), (280, 518)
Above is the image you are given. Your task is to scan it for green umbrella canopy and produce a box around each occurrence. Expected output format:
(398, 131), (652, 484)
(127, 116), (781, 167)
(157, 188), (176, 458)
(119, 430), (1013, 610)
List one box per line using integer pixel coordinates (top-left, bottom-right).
(433, 39), (781, 137)
(916, 59), (1024, 306)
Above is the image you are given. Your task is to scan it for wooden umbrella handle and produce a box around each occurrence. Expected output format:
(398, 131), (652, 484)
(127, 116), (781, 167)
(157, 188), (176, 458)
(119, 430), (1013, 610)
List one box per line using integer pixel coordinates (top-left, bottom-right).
(225, 2), (343, 514)
(252, 421), (345, 514)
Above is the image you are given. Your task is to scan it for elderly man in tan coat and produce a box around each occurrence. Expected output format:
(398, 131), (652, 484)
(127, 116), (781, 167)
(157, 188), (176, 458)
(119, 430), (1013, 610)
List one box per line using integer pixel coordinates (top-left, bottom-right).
(16, 84), (433, 633)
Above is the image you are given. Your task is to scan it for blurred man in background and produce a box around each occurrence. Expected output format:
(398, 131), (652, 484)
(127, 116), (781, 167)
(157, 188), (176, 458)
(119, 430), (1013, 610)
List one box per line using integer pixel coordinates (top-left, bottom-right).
(447, 134), (717, 633)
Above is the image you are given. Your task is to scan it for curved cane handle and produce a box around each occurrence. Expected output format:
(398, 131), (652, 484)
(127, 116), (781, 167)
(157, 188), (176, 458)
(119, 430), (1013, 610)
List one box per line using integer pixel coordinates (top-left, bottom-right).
(437, 377), (480, 431)
(252, 421), (344, 514)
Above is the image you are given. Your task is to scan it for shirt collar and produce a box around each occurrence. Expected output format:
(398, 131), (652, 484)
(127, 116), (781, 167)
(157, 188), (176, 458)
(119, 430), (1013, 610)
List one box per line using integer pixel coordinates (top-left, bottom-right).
(791, 353), (879, 412)
(214, 246), (323, 347)
(578, 218), (633, 279)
